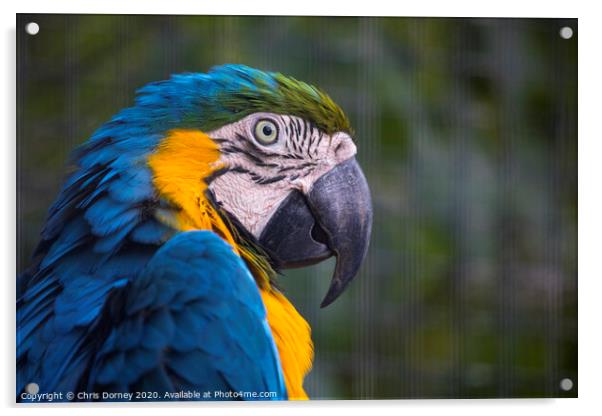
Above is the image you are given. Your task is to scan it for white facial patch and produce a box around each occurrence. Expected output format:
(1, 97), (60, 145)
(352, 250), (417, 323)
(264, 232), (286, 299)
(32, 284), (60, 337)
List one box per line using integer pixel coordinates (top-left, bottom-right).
(207, 112), (356, 238)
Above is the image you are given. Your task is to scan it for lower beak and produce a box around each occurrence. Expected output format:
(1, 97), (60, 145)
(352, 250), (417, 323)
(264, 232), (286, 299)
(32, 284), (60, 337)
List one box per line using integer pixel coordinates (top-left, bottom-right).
(259, 158), (373, 307)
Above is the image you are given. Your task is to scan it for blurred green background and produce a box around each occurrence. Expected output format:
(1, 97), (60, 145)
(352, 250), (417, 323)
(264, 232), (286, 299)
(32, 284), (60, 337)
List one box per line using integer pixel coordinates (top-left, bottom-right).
(17, 15), (577, 399)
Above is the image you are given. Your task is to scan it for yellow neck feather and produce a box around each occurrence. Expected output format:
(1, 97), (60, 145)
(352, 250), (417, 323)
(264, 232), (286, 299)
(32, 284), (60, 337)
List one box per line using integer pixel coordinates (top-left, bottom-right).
(147, 129), (313, 399)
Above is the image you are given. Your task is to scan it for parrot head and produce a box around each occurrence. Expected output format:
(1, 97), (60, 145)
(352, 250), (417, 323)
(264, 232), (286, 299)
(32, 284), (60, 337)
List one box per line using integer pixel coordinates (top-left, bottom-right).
(76, 64), (373, 307)
(205, 110), (372, 307)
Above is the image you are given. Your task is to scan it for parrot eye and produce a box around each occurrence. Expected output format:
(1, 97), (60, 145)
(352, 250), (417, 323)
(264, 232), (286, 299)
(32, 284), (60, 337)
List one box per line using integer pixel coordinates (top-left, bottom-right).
(254, 119), (279, 145)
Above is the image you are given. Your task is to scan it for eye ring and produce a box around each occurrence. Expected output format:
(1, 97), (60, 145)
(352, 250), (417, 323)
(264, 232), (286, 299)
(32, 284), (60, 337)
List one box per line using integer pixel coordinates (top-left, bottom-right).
(254, 119), (279, 145)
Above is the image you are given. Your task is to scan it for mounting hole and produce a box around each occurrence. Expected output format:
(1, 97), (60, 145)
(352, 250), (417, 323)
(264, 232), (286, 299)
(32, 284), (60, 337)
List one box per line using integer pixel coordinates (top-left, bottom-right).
(25, 22), (40, 35)
(25, 382), (39, 394)
(560, 378), (573, 391)
(559, 26), (573, 40)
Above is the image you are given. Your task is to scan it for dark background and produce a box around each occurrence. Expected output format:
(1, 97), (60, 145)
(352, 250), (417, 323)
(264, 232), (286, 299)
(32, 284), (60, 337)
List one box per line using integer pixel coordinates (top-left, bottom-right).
(17, 15), (577, 399)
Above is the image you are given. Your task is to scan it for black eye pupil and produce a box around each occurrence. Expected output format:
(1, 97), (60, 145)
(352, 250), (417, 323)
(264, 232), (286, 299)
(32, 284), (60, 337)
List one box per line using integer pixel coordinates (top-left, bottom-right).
(262, 125), (273, 136)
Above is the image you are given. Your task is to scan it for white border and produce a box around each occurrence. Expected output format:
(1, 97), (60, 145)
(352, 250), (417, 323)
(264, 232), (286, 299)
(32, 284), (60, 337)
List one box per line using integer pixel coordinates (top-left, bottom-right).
(2, 1), (600, 415)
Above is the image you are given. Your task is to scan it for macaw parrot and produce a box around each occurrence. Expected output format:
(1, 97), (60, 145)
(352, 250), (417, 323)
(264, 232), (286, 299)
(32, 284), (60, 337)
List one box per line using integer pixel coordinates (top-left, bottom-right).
(17, 65), (372, 401)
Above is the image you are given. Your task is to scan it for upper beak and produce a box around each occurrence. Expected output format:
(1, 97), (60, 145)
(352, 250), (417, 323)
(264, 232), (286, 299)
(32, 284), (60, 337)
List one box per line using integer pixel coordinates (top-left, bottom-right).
(259, 157), (373, 307)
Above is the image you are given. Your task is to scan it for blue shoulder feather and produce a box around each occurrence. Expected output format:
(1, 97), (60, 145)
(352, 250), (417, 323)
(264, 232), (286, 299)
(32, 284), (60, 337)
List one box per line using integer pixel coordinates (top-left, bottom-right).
(18, 231), (287, 401)
(88, 231), (286, 400)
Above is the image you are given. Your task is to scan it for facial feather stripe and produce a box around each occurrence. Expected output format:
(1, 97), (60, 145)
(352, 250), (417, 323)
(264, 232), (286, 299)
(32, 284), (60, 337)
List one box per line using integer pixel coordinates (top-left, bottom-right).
(207, 114), (322, 187)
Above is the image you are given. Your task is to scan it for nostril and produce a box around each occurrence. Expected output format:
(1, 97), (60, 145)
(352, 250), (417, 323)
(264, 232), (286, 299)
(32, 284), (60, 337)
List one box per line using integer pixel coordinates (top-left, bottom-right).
(333, 135), (357, 162)
(334, 142), (344, 154)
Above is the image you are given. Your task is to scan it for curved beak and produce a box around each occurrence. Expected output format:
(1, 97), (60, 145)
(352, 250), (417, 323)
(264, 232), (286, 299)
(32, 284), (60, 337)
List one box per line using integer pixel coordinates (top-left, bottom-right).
(259, 158), (373, 307)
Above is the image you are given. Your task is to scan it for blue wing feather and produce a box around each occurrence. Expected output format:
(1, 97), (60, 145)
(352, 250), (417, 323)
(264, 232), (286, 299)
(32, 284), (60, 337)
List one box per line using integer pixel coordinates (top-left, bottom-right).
(18, 230), (287, 401)
(87, 231), (287, 400)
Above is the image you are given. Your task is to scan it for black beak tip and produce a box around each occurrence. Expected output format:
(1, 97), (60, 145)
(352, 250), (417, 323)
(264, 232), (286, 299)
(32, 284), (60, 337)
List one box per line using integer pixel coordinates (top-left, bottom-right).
(320, 285), (341, 308)
(319, 264), (358, 308)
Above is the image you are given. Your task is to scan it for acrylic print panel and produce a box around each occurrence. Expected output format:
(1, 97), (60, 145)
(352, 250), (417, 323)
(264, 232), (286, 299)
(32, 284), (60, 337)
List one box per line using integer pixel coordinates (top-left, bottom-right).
(16, 14), (577, 402)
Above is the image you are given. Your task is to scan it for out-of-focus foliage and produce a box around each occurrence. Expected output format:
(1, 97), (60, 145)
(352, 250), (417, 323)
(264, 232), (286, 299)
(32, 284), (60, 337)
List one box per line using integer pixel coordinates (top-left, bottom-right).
(17, 15), (577, 399)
